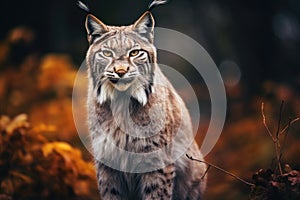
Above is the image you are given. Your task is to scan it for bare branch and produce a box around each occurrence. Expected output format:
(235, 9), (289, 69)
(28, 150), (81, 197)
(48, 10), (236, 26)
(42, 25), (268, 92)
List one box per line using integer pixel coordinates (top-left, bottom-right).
(275, 142), (283, 175)
(261, 102), (275, 142)
(279, 116), (299, 167)
(186, 154), (255, 187)
(280, 117), (300, 135)
(201, 165), (210, 180)
(275, 101), (284, 139)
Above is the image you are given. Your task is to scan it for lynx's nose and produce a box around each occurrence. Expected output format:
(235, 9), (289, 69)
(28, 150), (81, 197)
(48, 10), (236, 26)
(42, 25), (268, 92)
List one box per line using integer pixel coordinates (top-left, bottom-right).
(114, 66), (129, 78)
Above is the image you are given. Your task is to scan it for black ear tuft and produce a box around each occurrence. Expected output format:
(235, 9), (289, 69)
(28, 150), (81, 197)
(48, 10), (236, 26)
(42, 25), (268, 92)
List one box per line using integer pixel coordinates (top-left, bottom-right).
(77, 1), (90, 14)
(148, 0), (168, 11)
(133, 11), (155, 43)
(85, 14), (108, 44)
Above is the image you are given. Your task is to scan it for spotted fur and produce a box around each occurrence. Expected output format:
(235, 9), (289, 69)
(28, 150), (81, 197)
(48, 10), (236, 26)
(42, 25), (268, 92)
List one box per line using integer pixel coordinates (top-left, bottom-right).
(85, 10), (207, 200)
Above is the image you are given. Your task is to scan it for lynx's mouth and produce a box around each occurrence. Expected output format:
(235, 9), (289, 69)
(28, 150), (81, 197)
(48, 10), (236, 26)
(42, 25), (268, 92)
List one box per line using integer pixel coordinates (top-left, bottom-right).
(108, 77), (135, 91)
(109, 77), (134, 84)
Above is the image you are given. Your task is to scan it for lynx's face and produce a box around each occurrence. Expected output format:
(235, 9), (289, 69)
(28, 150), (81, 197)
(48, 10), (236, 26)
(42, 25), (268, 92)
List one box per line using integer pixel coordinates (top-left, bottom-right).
(85, 12), (156, 106)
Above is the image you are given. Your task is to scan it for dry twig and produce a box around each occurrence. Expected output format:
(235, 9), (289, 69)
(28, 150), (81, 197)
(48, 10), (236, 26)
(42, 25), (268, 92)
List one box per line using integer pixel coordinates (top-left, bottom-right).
(261, 102), (275, 141)
(261, 101), (300, 175)
(186, 154), (255, 187)
(280, 117), (300, 135)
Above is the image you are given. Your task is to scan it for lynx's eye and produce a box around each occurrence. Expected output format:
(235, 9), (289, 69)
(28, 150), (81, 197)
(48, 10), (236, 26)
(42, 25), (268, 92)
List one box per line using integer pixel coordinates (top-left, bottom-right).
(102, 50), (113, 57)
(129, 49), (140, 57)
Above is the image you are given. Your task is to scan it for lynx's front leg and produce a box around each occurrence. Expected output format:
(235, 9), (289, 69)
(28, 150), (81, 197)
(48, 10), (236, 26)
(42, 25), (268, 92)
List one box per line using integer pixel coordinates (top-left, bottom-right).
(141, 165), (175, 200)
(96, 162), (124, 200)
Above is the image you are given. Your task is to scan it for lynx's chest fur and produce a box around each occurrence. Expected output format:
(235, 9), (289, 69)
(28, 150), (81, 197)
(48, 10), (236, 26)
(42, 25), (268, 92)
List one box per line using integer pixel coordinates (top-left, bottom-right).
(84, 6), (207, 200)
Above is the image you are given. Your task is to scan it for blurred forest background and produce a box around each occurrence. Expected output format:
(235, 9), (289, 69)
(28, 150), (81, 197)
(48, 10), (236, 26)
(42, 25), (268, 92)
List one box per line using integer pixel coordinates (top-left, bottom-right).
(0, 0), (300, 199)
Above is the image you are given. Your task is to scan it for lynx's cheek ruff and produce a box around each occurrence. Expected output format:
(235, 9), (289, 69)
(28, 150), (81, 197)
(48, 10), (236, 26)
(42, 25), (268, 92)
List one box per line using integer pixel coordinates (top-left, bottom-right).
(95, 74), (150, 106)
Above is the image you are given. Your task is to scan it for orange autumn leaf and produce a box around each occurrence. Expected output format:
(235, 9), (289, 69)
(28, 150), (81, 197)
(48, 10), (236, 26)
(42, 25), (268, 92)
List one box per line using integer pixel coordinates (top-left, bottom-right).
(0, 114), (98, 199)
(3, 114), (30, 135)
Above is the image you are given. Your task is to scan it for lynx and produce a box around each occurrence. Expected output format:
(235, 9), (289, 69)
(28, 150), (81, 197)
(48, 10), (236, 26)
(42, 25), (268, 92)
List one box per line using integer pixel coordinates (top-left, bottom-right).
(83, 1), (207, 199)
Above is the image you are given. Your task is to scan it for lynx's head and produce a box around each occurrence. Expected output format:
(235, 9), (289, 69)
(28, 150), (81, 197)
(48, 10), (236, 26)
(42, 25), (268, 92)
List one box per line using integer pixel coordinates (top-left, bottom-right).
(85, 11), (156, 106)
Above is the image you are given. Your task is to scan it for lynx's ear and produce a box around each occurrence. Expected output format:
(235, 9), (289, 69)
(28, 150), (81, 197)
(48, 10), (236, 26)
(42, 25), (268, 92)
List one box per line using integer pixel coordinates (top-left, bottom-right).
(133, 11), (155, 43)
(85, 14), (108, 44)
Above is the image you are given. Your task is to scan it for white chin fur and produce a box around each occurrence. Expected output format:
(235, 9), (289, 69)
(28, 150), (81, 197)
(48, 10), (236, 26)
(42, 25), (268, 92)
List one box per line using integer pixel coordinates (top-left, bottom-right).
(114, 83), (132, 91)
(97, 82), (114, 105)
(97, 82), (149, 106)
(130, 86), (148, 106)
